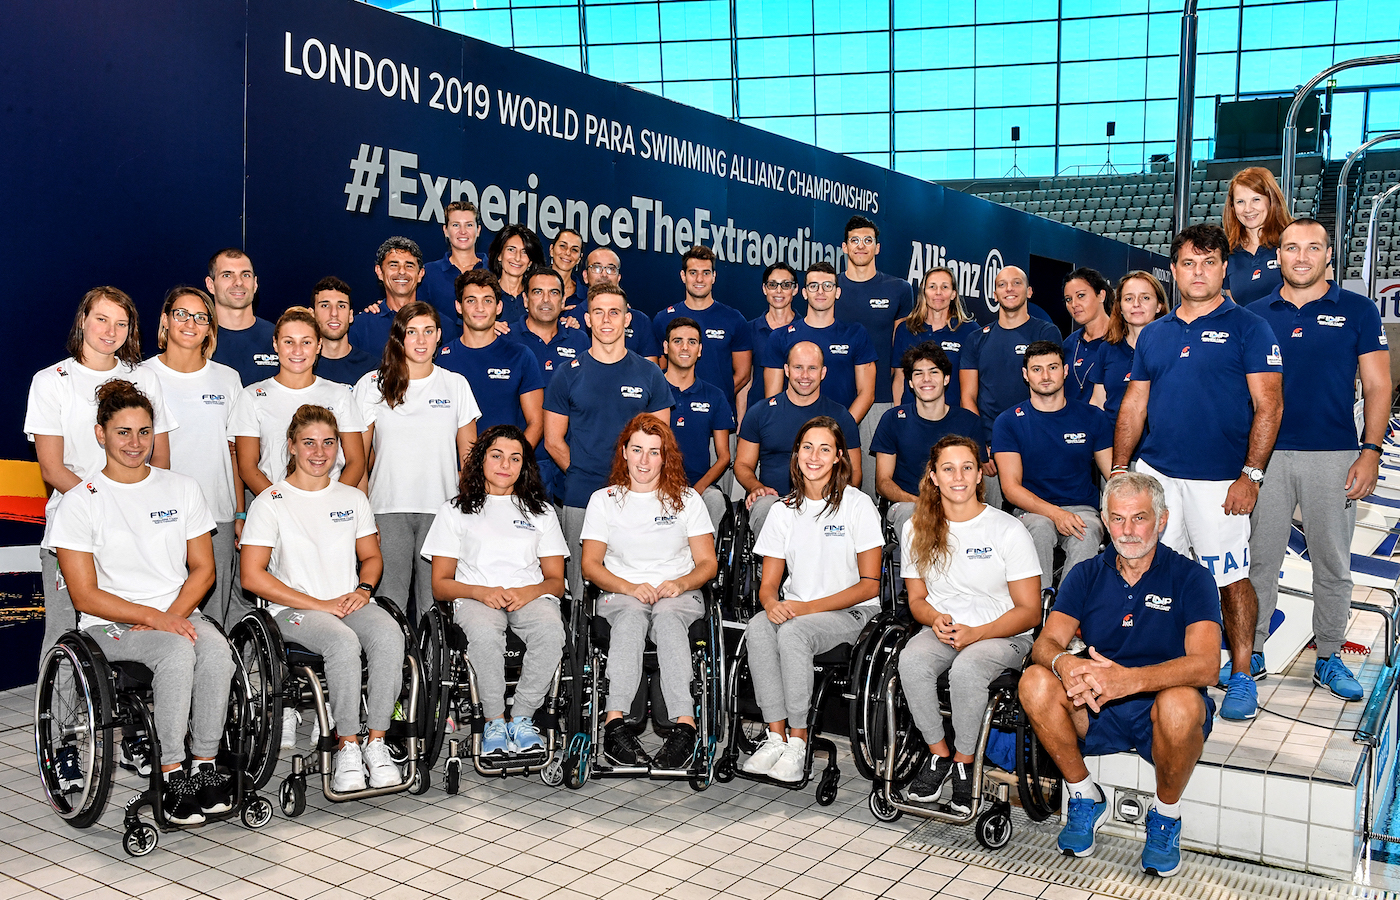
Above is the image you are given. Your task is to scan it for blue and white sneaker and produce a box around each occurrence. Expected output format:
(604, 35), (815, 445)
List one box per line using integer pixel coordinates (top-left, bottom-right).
(1058, 784), (1109, 857)
(1314, 654), (1363, 701)
(1141, 808), (1183, 876)
(509, 717), (545, 753)
(55, 745), (84, 793)
(1219, 671), (1258, 720)
(1217, 652), (1266, 688)
(482, 718), (511, 757)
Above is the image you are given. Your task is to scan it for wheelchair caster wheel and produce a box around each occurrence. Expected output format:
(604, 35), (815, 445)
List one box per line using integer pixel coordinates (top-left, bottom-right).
(713, 758), (735, 784)
(123, 822), (158, 857)
(975, 805), (1013, 850)
(564, 736), (591, 789)
(540, 758), (564, 788)
(241, 795), (274, 829)
(868, 788), (902, 823)
(444, 761), (461, 795)
(689, 772), (711, 792)
(280, 777), (306, 818)
(816, 771), (839, 806)
(409, 767), (431, 795)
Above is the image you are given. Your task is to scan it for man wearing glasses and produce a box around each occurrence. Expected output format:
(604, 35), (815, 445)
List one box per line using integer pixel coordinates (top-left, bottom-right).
(653, 245), (753, 416)
(562, 248), (661, 364)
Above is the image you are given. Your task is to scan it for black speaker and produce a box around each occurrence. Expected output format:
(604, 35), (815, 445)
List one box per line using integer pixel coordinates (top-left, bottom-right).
(1106, 121), (1116, 138)
(1011, 126), (1020, 142)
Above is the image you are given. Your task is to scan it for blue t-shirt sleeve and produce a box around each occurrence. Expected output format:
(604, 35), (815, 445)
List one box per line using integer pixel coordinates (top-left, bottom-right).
(739, 404), (763, 442)
(960, 329), (984, 370)
(1241, 313), (1283, 375)
(836, 407), (862, 451)
(1179, 560), (1224, 627)
(543, 364), (574, 415)
(730, 310), (754, 352)
(895, 280), (915, 320)
(1356, 298), (1388, 355)
(990, 410), (1020, 456)
(1089, 406), (1114, 451)
(645, 364), (674, 413)
(869, 408), (899, 455)
(1087, 341), (1109, 387)
(761, 329), (789, 370)
(1052, 561), (1089, 623)
(631, 316), (661, 357)
(850, 324), (879, 366)
(1129, 324), (1161, 382)
(1037, 320), (1063, 346)
(518, 348), (547, 394)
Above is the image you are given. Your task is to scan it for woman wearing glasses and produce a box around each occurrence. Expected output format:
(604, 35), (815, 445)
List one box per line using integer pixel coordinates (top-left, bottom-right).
(740, 264), (799, 426)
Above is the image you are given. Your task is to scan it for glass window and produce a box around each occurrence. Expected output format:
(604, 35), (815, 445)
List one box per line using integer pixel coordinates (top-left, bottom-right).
(1238, 47), (1335, 94)
(895, 110), (975, 150)
(659, 0), (730, 40)
(814, 73), (889, 113)
(738, 76), (816, 116)
(1197, 6), (1241, 54)
(438, 9), (515, 44)
(1369, 87), (1400, 137)
(585, 3), (660, 44)
(974, 146), (1055, 179)
(975, 22), (1057, 66)
(894, 149), (976, 181)
(976, 0), (1059, 24)
(894, 69), (975, 111)
(817, 113), (890, 152)
(892, 2), (973, 29)
(740, 115), (817, 144)
(813, 32), (889, 74)
(663, 79), (734, 117)
(1060, 59), (1147, 103)
(735, 0), (812, 37)
(974, 106), (1057, 149)
(1060, 14), (1147, 62)
(662, 40), (732, 81)
(738, 36), (816, 77)
(893, 27), (976, 70)
(978, 63), (1057, 106)
(812, 0), (888, 34)
(511, 6), (580, 44)
(518, 45), (583, 70)
(1328, 90), (1367, 158)
(588, 43), (663, 82)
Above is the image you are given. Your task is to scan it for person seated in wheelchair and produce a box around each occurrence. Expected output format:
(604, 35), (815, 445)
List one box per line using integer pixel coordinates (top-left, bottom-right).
(49, 380), (234, 826)
(580, 413), (718, 770)
(898, 434), (1042, 813)
(239, 403), (407, 794)
(742, 416), (881, 783)
(420, 423), (567, 757)
(1020, 472), (1221, 877)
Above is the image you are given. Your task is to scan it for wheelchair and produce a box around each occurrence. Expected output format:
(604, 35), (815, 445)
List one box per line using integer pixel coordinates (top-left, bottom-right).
(33, 627), (274, 857)
(559, 581), (726, 790)
(417, 596), (571, 792)
(713, 501), (759, 624)
(230, 595), (431, 815)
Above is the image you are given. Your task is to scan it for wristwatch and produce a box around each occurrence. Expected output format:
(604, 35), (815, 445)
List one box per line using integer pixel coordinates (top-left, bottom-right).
(355, 582), (375, 595)
(1242, 466), (1264, 485)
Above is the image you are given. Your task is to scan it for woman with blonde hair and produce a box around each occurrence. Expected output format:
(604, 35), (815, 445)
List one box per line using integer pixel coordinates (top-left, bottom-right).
(1222, 166), (1292, 306)
(1089, 272), (1170, 423)
(892, 267), (980, 407)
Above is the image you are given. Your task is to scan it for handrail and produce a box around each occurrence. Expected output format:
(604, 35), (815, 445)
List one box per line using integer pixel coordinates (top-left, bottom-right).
(1334, 132), (1400, 252)
(1365, 183), (1400, 301)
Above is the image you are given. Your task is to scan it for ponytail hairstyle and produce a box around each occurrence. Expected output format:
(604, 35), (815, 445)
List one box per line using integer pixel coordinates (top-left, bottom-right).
(284, 404), (339, 476)
(1062, 267), (1114, 317)
(906, 434), (987, 577)
(605, 413), (691, 514)
(157, 285), (219, 358)
(376, 302), (441, 409)
(454, 424), (548, 517)
(68, 287), (144, 368)
(784, 416), (852, 516)
(906, 266), (971, 334)
(95, 379), (154, 429)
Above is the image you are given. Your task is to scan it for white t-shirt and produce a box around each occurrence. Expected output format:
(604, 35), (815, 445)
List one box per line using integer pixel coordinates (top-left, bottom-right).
(753, 486), (883, 610)
(353, 367), (481, 515)
(228, 376), (366, 486)
(47, 468), (216, 630)
(141, 357), (243, 522)
(580, 485), (714, 585)
(420, 495), (568, 591)
(240, 480), (377, 615)
(900, 505), (1041, 631)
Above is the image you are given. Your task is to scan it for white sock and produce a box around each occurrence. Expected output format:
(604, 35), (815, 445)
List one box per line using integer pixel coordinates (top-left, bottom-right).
(1153, 796), (1181, 819)
(1066, 776), (1102, 802)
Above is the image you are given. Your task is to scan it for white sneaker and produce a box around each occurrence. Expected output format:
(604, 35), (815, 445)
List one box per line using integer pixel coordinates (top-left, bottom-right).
(362, 738), (402, 789)
(331, 741), (366, 793)
(768, 737), (807, 783)
(309, 707), (335, 748)
(280, 708), (300, 750)
(742, 732), (787, 776)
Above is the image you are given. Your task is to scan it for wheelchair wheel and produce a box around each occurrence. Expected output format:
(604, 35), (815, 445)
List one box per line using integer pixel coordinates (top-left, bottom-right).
(1016, 719), (1062, 822)
(123, 822), (159, 857)
(417, 604), (451, 770)
(975, 804), (1013, 850)
(868, 788), (903, 823)
(230, 611), (285, 791)
(377, 598), (431, 771)
(564, 734), (591, 789)
(816, 769), (839, 806)
(541, 757), (564, 787)
(848, 619), (915, 782)
(241, 795), (274, 829)
(280, 776), (306, 817)
(34, 635), (115, 829)
(445, 760), (461, 794)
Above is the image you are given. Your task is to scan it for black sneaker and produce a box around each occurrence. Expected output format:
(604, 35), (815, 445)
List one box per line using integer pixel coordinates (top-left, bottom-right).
(653, 723), (697, 770)
(192, 761), (234, 814)
(602, 719), (651, 767)
(161, 770), (206, 826)
(947, 761), (975, 815)
(906, 754), (954, 803)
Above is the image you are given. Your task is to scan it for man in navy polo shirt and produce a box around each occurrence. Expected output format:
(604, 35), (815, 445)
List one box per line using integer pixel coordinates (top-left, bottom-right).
(544, 282), (673, 601)
(511, 267), (592, 379)
(1113, 223), (1283, 721)
(993, 341), (1114, 590)
(960, 265), (1062, 508)
(662, 317), (735, 529)
(206, 248), (277, 385)
(1020, 472), (1221, 877)
(421, 201), (485, 335)
(654, 245), (753, 415)
(350, 236), (461, 357)
(737, 341), (861, 538)
(1245, 218), (1390, 701)
(437, 268), (546, 444)
(872, 342), (981, 537)
(311, 276), (379, 387)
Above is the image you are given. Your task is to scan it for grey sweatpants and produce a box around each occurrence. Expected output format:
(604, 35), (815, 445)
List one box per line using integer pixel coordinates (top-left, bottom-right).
(1015, 505), (1103, 590)
(41, 549), (75, 668)
(378, 512), (435, 626)
(898, 627), (1031, 756)
(701, 485), (729, 533)
(745, 606), (872, 729)
(1249, 449), (1357, 659)
(598, 591), (703, 719)
(203, 522), (249, 630)
(273, 602), (404, 733)
(85, 612), (235, 766)
(562, 505), (586, 607)
(455, 595), (565, 720)
(859, 401), (891, 497)
(749, 494), (780, 543)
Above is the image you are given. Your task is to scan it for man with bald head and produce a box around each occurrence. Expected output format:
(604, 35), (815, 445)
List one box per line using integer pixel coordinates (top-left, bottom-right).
(961, 265), (1062, 507)
(563, 247), (661, 363)
(735, 341), (861, 538)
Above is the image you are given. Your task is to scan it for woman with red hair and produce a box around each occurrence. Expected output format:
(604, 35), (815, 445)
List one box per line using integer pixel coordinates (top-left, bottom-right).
(1222, 166), (1293, 306)
(580, 414), (718, 771)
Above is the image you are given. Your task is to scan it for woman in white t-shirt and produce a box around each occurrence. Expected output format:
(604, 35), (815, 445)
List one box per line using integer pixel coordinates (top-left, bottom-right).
(897, 434), (1042, 814)
(49, 380), (231, 827)
(742, 416), (882, 784)
(239, 405), (405, 794)
(230, 306), (366, 498)
(421, 424), (565, 758)
(581, 414), (717, 772)
(143, 286), (246, 628)
(355, 302), (479, 626)
(25, 287), (176, 668)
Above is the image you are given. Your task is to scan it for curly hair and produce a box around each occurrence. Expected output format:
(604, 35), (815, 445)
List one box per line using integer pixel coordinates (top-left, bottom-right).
(605, 414), (691, 514)
(1223, 166), (1292, 251)
(906, 434), (986, 578)
(453, 424), (549, 517)
(784, 416), (853, 516)
(95, 379), (154, 429)
(375, 302), (441, 409)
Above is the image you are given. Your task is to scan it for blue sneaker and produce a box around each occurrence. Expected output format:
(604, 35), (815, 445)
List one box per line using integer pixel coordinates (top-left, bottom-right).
(1217, 652), (1266, 688)
(1141, 808), (1182, 876)
(1219, 671), (1258, 720)
(482, 718), (511, 756)
(1314, 654), (1363, 701)
(1058, 784), (1109, 857)
(509, 717), (545, 752)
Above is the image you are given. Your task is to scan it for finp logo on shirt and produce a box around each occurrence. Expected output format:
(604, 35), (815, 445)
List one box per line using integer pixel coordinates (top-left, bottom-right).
(823, 524), (846, 536)
(329, 510), (355, 522)
(941, 340), (962, 352)
(487, 368), (512, 380)
(1014, 344), (1028, 355)
(149, 509), (180, 525)
(253, 354), (278, 367)
(1063, 432), (1086, 444)
(1316, 314), (1346, 328)
(558, 347), (577, 358)
(690, 402), (711, 413)
(620, 385), (644, 399)
(1266, 344), (1282, 366)
(513, 519), (537, 531)
(1145, 593), (1172, 611)
(653, 515), (677, 527)
(705, 329), (726, 340)
(869, 298), (890, 309)
(965, 546), (993, 560)
(428, 398), (452, 408)
(828, 344), (850, 355)
(1201, 331), (1229, 344)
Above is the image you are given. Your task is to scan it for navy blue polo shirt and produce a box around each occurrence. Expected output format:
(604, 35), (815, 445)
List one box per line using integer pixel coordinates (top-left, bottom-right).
(1089, 339), (1136, 422)
(507, 316), (591, 379)
(1064, 329), (1104, 403)
(654, 300), (753, 409)
(870, 403), (984, 496)
(737, 392), (860, 496)
(1226, 246), (1283, 308)
(498, 289), (526, 329)
(669, 377), (736, 487)
(421, 250), (485, 330)
(762, 318), (879, 411)
(543, 351), (673, 508)
(210, 318), (277, 386)
(1055, 542), (1221, 687)
(315, 346), (379, 387)
(892, 320), (981, 407)
(436, 335), (546, 432)
(991, 400), (1113, 508)
(960, 318), (1063, 443)
(1250, 282), (1387, 452)
(837, 272), (915, 404)
(745, 313), (790, 414)
(1133, 299), (1282, 481)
